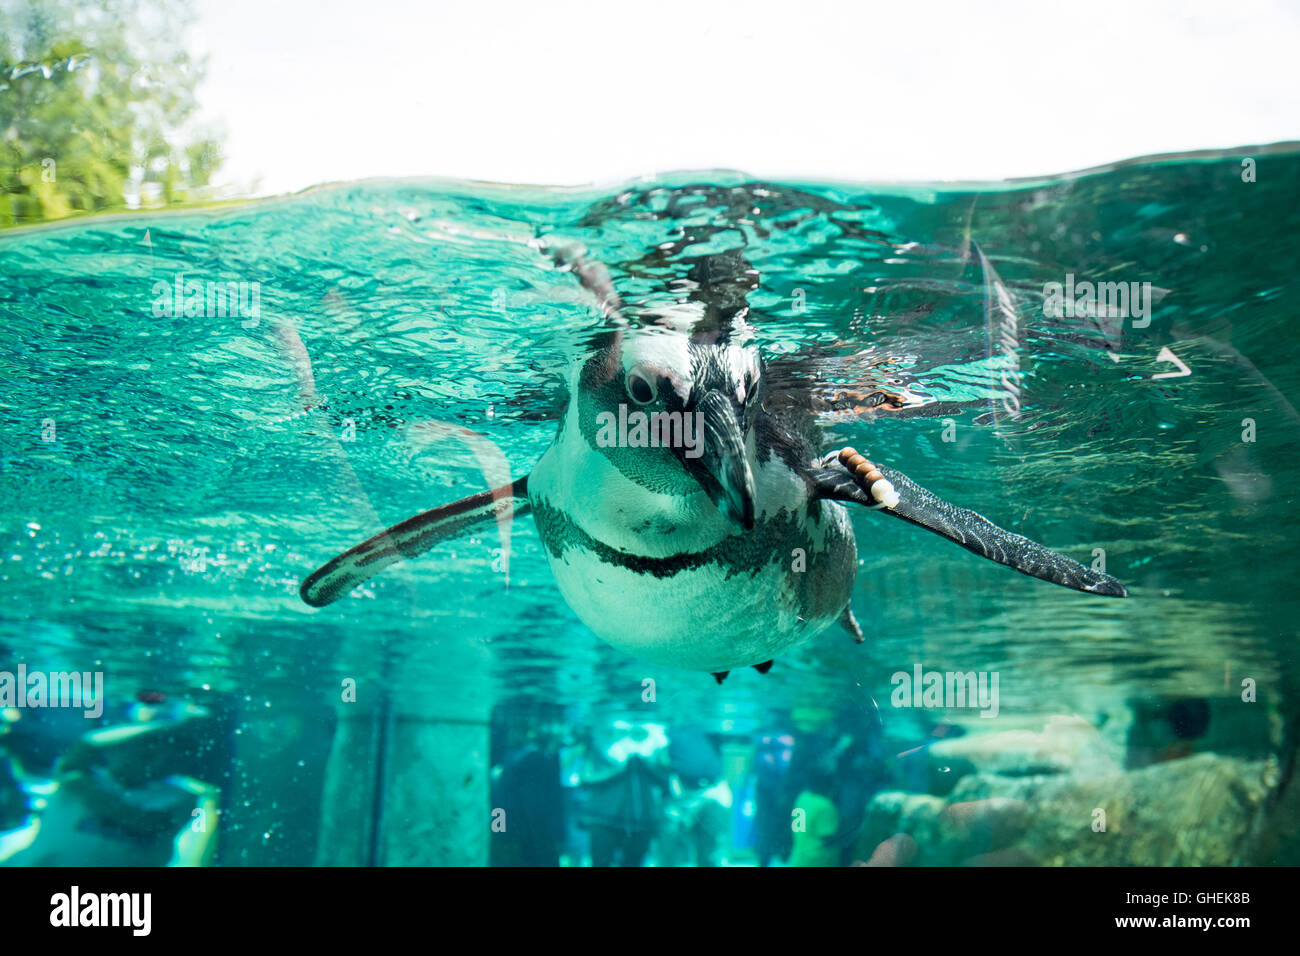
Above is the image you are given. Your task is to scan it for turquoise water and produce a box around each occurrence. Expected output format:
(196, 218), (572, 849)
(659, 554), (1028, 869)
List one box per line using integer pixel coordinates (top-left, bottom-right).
(1, 150), (1297, 865)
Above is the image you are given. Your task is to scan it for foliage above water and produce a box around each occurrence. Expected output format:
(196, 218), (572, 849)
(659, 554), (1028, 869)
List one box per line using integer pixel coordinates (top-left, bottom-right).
(0, 0), (223, 226)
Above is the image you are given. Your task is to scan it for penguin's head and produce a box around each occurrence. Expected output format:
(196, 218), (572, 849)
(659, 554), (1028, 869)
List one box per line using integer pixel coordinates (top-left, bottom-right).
(577, 326), (762, 530)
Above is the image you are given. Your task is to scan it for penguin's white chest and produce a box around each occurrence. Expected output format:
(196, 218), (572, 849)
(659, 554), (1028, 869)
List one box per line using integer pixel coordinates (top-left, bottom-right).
(541, 544), (832, 671)
(528, 435), (856, 672)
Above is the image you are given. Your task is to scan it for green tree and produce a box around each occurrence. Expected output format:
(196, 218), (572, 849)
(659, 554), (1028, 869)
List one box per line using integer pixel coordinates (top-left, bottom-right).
(0, 0), (222, 226)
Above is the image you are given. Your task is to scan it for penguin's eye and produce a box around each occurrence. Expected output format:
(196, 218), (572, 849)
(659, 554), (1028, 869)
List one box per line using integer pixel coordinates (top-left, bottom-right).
(626, 368), (658, 405)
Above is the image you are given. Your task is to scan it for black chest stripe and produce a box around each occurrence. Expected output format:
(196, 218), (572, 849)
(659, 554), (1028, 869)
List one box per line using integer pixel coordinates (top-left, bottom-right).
(531, 498), (829, 581)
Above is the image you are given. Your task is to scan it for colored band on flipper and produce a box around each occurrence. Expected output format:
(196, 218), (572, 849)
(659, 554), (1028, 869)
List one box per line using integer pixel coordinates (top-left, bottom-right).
(837, 447), (900, 508)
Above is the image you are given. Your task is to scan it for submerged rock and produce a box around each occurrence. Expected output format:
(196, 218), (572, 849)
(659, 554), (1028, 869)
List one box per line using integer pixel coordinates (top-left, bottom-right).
(856, 752), (1273, 866)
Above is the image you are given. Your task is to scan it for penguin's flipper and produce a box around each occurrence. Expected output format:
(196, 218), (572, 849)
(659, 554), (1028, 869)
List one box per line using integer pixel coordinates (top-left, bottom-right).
(811, 449), (1127, 598)
(300, 477), (530, 607)
(535, 236), (626, 322)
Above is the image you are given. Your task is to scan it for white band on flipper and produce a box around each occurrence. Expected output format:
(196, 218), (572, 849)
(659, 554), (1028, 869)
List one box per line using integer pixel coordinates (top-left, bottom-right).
(870, 478), (900, 509)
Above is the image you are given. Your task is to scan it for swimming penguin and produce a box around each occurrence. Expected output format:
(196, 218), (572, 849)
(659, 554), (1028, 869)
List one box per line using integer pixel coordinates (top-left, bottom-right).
(299, 237), (1126, 680)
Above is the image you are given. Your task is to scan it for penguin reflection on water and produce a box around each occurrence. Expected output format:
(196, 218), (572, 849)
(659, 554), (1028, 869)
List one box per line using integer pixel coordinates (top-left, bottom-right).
(300, 240), (1127, 680)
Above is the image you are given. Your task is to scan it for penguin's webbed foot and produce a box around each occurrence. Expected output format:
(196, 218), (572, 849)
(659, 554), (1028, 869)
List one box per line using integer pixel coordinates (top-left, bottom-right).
(714, 662), (774, 683)
(839, 605), (865, 644)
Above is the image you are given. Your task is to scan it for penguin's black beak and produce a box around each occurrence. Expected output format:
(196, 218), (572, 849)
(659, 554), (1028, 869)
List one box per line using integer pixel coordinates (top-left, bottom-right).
(679, 389), (756, 531)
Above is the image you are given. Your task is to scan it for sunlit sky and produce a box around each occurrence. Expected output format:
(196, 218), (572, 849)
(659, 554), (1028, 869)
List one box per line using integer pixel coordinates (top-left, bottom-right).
(192, 0), (1300, 196)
